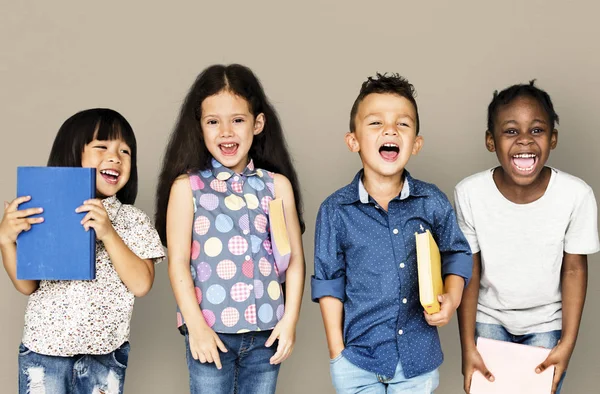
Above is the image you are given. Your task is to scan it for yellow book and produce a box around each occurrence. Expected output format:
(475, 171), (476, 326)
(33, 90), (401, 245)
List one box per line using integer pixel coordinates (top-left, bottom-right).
(415, 229), (444, 314)
(268, 198), (291, 276)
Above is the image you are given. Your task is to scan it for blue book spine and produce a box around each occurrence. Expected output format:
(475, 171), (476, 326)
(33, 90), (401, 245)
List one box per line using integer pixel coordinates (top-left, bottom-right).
(16, 167), (96, 280)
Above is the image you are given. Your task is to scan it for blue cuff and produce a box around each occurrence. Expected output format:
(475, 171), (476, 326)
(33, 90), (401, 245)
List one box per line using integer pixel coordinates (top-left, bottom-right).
(441, 252), (473, 286)
(311, 275), (346, 302)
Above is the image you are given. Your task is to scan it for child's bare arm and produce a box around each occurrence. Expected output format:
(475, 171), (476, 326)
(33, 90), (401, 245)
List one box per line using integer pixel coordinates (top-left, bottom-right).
(536, 252), (587, 394)
(319, 296), (345, 359)
(167, 175), (227, 369)
(457, 253), (494, 393)
(266, 174), (306, 364)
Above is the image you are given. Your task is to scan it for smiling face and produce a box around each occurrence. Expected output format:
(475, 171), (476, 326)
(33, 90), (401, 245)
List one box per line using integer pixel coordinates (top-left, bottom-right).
(81, 136), (132, 198)
(346, 93), (423, 180)
(200, 90), (265, 174)
(486, 95), (558, 187)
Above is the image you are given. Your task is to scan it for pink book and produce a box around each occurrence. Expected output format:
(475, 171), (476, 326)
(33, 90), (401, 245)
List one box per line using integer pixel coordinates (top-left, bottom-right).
(470, 337), (554, 394)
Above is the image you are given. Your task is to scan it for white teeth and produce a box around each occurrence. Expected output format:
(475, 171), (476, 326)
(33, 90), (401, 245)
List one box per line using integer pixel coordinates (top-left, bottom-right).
(513, 153), (536, 158)
(221, 143), (237, 148)
(382, 143), (398, 148)
(515, 164), (535, 171)
(100, 169), (119, 177)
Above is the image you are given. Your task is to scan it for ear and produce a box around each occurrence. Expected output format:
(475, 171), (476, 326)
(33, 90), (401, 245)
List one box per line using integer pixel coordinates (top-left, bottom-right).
(253, 113), (265, 135)
(345, 132), (360, 153)
(412, 135), (424, 155)
(550, 129), (558, 150)
(485, 130), (496, 152)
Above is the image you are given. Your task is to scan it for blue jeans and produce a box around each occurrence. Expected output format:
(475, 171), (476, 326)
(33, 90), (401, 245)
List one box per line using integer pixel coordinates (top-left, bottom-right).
(18, 342), (130, 394)
(475, 322), (565, 394)
(330, 353), (439, 393)
(185, 330), (280, 394)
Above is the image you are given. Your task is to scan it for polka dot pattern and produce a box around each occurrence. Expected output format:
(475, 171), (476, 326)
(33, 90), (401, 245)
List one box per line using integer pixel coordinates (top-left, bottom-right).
(312, 170), (471, 378)
(176, 158), (284, 334)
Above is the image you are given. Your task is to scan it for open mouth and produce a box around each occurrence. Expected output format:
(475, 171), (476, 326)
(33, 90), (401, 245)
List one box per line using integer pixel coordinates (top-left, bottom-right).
(379, 143), (400, 162)
(100, 169), (120, 185)
(220, 143), (239, 156)
(511, 153), (537, 173)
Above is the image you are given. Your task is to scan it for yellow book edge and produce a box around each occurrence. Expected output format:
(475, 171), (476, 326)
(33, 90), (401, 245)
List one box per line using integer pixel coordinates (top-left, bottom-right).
(415, 229), (443, 314)
(269, 198), (291, 255)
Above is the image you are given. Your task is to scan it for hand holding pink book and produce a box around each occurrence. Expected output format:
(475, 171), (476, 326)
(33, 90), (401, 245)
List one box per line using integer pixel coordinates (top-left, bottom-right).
(470, 337), (555, 394)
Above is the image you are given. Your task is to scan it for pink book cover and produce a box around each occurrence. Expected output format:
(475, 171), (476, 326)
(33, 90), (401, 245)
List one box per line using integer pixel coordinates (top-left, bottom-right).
(470, 337), (554, 394)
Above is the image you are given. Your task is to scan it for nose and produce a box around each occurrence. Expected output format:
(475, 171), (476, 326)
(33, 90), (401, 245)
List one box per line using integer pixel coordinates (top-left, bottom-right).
(220, 123), (234, 138)
(383, 123), (398, 136)
(107, 151), (122, 164)
(516, 134), (534, 145)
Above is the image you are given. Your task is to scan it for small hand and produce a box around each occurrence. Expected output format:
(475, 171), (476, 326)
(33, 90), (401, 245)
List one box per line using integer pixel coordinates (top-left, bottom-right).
(188, 325), (228, 370)
(0, 196), (44, 245)
(75, 199), (115, 240)
(424, 293), (459, 327)
(265, 317), (297, 364)
(535, 340), (572, 394)
(462, 346), (494, 393)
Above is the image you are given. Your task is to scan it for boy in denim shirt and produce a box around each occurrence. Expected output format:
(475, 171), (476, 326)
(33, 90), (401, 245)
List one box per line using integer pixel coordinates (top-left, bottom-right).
(312, 73), (472, 393)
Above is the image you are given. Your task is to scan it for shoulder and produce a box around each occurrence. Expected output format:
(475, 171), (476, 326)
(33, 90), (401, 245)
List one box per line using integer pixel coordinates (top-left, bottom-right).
(118, 204), (154, 226)
(552, 168), (593, 195)
(455, 169), (492, 194)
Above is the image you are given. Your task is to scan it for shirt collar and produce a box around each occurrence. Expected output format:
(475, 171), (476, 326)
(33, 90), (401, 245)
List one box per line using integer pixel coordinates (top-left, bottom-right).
(101, 195), (122, 222)
(210, 157), (257, 181)
(340, 169), (426, 205)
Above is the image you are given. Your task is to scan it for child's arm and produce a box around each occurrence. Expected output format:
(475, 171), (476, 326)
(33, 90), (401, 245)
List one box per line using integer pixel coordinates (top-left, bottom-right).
(457, 253), (494, 393)
(77, 199), (155, 297)
(166, 175), (227, 369)
(536, 253), (587, 394)
(0, 197), (42, 295)
(424, 274), (464, 327)
(265, 174), (306, 365)
(319, 296), (345, 359)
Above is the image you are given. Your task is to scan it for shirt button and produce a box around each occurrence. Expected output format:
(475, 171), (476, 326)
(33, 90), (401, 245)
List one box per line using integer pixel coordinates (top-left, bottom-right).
(245, 255), (251, 261)
(398, 329), (404, 335)
(402, 298), (407, 304)
(393, 229), (399, 234)
(400, 263), (405, 268)
(248, 284), (254, 290)
(234, 176), (239, 181)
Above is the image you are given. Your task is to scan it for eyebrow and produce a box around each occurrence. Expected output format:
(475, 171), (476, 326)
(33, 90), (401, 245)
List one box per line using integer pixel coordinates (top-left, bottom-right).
(202, 113), (249, 120)
(501, 118), (548, 126)
(363, 112), (415, 122)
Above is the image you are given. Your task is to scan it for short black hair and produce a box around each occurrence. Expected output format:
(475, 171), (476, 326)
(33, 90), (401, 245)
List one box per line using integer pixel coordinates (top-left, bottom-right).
(349, 73), (420, 134)
(47, 108), (138, 204)
(487, 80), (559, 133)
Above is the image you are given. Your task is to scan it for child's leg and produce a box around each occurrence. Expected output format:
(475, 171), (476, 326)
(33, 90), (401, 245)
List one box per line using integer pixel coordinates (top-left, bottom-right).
(519, 330), (565, 394)
(185, 332), (237, 394)
(329, 353), (386, 394)
(236, 331), (280, 394)
(386, 362), (439, 394)
(18, 343), (75, 394)
(72, 341), (130, 394)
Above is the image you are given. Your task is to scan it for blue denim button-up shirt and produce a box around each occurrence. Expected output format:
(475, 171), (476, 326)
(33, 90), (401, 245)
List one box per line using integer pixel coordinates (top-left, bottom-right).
(312, 170), (472, 378)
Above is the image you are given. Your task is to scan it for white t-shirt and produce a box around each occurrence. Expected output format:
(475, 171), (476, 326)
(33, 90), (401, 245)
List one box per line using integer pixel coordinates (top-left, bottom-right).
(454, 168), (599, 335)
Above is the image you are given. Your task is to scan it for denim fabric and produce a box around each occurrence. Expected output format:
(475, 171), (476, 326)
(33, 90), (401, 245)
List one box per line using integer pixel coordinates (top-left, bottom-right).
(476, 322), (565, 393)
(185, 330), (280, 394)
(18, 341), (129, 394)
(330, 353), (439, 394)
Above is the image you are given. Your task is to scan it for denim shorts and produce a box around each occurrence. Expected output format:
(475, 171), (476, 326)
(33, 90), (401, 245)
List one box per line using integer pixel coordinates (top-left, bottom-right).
(18, 342), (130, 394)
(184, 330), (280, 394)
(329, 352), (439, 394)
(476, 322), (565, 394)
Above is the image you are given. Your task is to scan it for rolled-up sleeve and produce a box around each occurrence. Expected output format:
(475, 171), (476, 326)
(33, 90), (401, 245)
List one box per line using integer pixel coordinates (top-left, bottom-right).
(311, 199), (346, 302)
(433, 190), (473, 285)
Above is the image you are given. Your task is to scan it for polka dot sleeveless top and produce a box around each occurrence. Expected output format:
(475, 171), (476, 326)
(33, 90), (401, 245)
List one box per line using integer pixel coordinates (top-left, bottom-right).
(177, 158), (285, 333)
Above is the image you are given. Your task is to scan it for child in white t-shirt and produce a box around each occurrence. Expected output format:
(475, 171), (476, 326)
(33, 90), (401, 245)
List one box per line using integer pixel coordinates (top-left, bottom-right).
(455, 81), (599, 394)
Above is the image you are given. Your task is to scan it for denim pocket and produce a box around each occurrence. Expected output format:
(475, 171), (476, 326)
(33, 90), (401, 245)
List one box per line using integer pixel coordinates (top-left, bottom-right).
(111, 342), (130, 369)
(18, 343), (32, 357)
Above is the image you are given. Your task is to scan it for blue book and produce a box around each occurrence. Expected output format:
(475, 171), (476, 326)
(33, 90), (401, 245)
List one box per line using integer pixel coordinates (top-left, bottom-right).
(16, 167), (96, 280)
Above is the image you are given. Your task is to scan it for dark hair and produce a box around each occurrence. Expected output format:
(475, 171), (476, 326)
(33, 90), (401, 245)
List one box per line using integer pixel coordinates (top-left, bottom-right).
(47, 108), (138, 204)
(349, 73), (420, 134)
(155, 64), (305, 245)
(487, 80), (559, 133)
